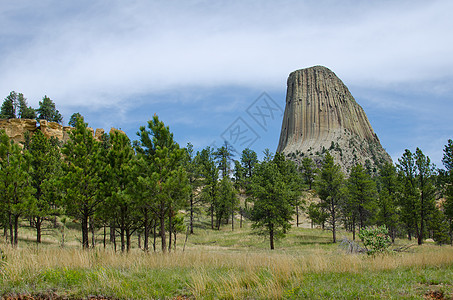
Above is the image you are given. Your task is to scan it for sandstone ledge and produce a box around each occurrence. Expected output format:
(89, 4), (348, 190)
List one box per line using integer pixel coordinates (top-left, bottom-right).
(0, 118), (125, 146)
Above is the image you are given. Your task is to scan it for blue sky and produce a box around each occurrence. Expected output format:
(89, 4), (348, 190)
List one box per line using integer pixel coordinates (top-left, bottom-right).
(1, 1), (452, 167)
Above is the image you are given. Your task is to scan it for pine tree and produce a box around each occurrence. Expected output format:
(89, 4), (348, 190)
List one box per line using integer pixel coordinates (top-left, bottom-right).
(216, 176), (238, 230)
(300, 157), (317, 190)
(27, 130), (62, 243)
(37, 96), (62, 123)
(135, 115), (189, 253)
(442, 139), (453, 244)
(273, 152), (304, 227)
(61, 118), (103, 249)
(17, 93), (36, 119)
(376, 162), (399, 242)
(241, 148), (258, 179)
(214, 141), (235, 178)
(184, 143), (204, 234)
(414, 148), (436, 245)
(397, 148), (436, 244)
(199, 146), (220, 230)
(346, 164), (377, 240)
(68, 113), (84, 127)
(0, 131), (34, 247)
(397, 149), (419, 240)
(1, 91), (17, 119)
(315, 152), (345, 243)
(105, 130), (137, 252)
(250, 157), (294, 250)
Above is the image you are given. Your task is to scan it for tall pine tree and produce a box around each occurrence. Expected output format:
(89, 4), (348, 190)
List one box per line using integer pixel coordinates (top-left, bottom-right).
(61, 118), (103, 249)
(315, 152), (345, 243)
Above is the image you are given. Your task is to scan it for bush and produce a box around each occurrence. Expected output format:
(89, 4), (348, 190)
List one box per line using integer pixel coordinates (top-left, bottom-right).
(359, 226), (392, 255)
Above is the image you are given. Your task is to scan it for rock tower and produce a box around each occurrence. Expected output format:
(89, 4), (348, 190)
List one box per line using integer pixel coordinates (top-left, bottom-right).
(277, 66), (392, 172)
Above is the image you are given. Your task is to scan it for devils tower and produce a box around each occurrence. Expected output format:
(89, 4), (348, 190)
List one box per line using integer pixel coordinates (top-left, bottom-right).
(277, 66), (392, 172)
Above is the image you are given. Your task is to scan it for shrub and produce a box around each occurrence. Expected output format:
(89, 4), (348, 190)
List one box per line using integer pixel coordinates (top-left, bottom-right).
(359, 226), (392, 255)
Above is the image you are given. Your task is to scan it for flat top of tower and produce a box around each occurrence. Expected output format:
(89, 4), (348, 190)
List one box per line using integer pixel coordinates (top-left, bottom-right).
(290, 65), (335, 76)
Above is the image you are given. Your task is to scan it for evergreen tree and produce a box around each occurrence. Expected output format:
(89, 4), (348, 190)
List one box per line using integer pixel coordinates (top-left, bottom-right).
(250, 157), (294, 250)
(315, 152), (345, 243)
(1, 91), (17, 119)
(233, 160), (245, 190)
(105, 130), (137, 252)
(300, 157), (317, 190)
(184, 143), (204, 234)
(214, 141), (235, 178)
(442, 139), (453, 244)
(0, 131), (34, 246)
(68, 112), (84, 127)
(414, 148), (436, 245)
(397, 149), (419, 240)
(241, 148), (258, 179)
(135, 115), (189, 252)
(37, 96), (62, 123)
(273, 152), (304, 227)
(17, 93), (36, 119)
(61, 118), (103, 249)
(376, 162), (399, 242)
(216, 176), (238, 230)
(199, 146), (220, 230)
(346, 164), (377, 240)
(397, 148), (437, 244)
(27, 130), (62, 243)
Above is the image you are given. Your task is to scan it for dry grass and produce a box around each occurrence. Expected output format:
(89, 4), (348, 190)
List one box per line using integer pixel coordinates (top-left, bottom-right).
(1, 223), (452, 298)
(1, 242), (453, 299)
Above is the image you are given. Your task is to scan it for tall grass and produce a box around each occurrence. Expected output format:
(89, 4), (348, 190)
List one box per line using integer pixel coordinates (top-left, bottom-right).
(1, 243), (453, 299)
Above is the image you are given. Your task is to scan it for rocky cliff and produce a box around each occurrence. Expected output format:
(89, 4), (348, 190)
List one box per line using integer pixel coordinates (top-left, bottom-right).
(277, 66), (392, 172)
(0, 118), (124, 146)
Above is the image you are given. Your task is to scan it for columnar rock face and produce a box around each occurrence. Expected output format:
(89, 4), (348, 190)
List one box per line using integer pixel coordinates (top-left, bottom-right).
(277, 66), (392, 172)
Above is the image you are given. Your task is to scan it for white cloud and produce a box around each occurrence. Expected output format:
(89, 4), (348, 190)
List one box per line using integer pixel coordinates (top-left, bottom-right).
(2, 0), (453, 110)
(1, 0), (452, 165)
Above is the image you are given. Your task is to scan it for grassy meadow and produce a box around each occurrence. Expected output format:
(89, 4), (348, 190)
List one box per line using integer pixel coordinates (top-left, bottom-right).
(1, 219), (453, 299)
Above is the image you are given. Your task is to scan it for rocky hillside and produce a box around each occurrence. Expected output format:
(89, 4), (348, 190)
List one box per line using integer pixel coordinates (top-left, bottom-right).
(277, 66), (392, 173)
(0, 118), (121, 145)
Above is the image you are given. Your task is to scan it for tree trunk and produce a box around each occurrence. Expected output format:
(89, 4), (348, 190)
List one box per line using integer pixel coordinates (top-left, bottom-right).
(82, 215), (89, 249)
(331, 200), (337, 243)
(270, 224), (274, 250)
(126, 227), (131, 252)
(168, 208), (173, 253)
(9, 213), (13, 245)
(296, 205), (299, 227)
(231, 207), (234, 231)
(13, 215), (19, 247)
(153, 220), (157, 252)
(160, 202), (166, 253)
(90, 219), (96, 248)
(36, 217), (42, 244)
(120, 227), (125, 253)
(174, 231), (177, 251)
(418, 191), (425, 245)
(190, 193), (194, 234)
(210, 203), (214, 230)
(143, 209), (149, 252)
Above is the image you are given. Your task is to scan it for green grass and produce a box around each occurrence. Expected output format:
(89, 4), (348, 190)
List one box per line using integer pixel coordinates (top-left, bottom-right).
(1, 219), (452, 299)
